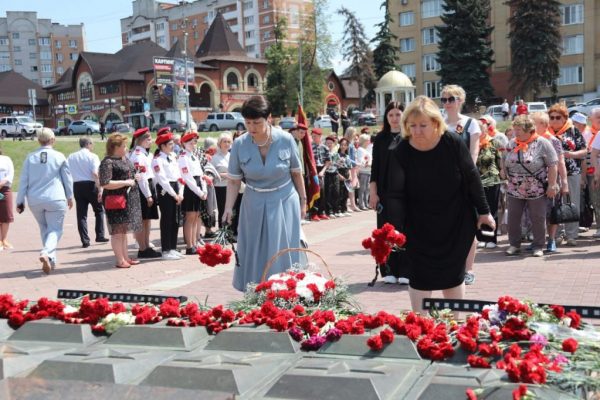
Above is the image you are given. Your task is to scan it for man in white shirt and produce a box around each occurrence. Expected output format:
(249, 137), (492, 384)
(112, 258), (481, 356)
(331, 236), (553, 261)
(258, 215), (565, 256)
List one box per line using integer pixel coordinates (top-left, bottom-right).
(501, 99), (509, 121)
(67, 137), (107, 248)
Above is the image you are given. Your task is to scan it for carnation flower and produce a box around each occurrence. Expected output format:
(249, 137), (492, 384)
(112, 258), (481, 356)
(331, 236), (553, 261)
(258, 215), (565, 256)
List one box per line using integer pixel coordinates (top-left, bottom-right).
(325, 327), (343, 342)
(367, 334), (384, 351)
(289, 326), (304, 342)
(530, 333), (548, 347)
(301, 335), (326, 351)
(561, 338), (578, 353)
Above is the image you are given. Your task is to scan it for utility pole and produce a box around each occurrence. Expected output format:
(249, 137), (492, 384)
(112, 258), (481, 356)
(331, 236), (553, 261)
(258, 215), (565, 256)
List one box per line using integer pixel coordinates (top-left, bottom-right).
(183, 31), (191, 131)
(298, 41), (304, 108)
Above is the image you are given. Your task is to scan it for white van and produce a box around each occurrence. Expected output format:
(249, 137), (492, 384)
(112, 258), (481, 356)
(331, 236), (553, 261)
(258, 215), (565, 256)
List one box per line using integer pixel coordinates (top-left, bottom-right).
(527, 102), (547, 113)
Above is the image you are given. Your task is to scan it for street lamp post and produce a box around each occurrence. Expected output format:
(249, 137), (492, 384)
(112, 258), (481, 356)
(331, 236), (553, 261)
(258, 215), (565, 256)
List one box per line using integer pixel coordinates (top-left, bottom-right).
(104, 98), (116, 121)
(180, 0), (191, 131)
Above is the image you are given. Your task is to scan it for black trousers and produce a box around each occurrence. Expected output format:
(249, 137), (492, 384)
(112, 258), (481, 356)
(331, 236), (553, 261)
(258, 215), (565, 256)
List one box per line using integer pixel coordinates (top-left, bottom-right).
(157, 182), (181, 252)
(377, 197), (410, 279)
(215, 186), (227, 228)
(324, 172), (339, 215)
(310, 174), (326, 215)
(74, 181), (105, 245)
(476, 184), (501, 243)
(338, 168), (349, 213)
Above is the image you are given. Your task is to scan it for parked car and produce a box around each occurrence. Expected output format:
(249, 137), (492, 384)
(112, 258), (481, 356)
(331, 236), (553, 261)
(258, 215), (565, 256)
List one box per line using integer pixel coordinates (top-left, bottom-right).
(52, 126), (68, 136)
(0, 116), (42, 139)
(156, 119), (186, 133)
(105, 120), (131, 133)
(200, 112), (246, 132)
(526, 102), (547, 113)
(313, 115), (332, 129)
(351, 112), (377, 126)
(67, 120), (100, 135)
(279, 117), (296, 130)
(568, 98), (600, 117)
(484, 105), (504, 122)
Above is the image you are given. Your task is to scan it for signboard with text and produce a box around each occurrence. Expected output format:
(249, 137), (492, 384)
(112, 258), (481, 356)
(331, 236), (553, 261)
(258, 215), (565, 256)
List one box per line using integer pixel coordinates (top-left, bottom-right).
(153, 57), (174, 85)
(173, 58), (195, 87)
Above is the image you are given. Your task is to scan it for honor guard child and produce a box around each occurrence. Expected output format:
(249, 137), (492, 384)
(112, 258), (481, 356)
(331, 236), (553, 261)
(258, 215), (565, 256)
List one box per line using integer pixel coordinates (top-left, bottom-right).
(178, 131), (207, 255)
(151, 128), (185, 260)
(129, 127), (161, 258)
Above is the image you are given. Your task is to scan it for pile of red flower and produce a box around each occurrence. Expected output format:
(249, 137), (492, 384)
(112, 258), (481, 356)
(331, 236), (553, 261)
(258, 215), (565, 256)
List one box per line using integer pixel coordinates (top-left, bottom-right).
(252, 270), (337, 306)
(361, 223), (406, 265)
(197, 243), (233, 267)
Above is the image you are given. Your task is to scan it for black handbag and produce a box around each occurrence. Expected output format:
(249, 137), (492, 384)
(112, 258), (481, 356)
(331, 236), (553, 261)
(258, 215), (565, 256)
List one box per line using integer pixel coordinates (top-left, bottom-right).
(549, 194), (580, 225)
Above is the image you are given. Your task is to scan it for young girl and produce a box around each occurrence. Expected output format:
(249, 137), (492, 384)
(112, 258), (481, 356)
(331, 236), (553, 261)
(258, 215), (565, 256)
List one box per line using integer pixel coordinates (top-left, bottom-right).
(324, 135), (340, 217)
(337, 138), (352, 216)
(357, 134), (372, 210)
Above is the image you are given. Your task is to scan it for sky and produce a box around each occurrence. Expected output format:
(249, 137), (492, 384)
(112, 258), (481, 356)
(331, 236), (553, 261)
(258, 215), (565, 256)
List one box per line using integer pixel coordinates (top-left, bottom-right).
(0, 0), (385, 74)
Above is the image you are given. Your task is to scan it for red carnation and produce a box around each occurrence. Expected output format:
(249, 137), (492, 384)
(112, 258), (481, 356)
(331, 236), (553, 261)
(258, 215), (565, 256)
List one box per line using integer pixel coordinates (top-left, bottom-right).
(467, 354), (491, 369)
(367, 334), (384, 351)
(566, 310), (581, 329)
(466, 388), (478, 400)
(512, 384), (528, 400)
(562, 338), (578, 353)
(550, 305), (565, 319)
(379, 328), (395, 344)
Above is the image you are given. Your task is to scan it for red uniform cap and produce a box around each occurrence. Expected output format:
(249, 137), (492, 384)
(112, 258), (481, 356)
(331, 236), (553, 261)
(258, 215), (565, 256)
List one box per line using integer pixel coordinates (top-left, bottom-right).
(133, 127), (150, 138)
(157, 127), (171, 136)
(312, 128), (323, 136)
(181, 131), (199, 143)
(360, 127), (370, 133)
(155, 132), (174, 146)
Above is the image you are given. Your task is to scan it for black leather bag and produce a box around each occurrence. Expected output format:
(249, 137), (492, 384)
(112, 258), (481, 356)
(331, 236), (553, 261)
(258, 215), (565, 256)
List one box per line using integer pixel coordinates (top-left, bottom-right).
(549, 194), (580, 225)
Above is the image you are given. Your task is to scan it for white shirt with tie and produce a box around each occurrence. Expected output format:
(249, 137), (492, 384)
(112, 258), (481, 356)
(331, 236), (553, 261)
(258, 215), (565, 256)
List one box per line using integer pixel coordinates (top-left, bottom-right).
(151, 151), (183, 198)
(129, 146), (154, 199)
(178, 150), (206, 198)
(67, 147), (100, 182)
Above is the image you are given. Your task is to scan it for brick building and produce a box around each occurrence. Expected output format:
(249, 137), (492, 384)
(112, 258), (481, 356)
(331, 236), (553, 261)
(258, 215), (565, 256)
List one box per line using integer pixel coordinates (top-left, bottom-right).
(0, 70), (49, 122)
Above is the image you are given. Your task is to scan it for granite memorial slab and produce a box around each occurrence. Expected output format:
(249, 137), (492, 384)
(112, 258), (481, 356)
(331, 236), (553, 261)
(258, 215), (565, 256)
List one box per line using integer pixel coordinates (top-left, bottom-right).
(205, 325), (300, 353)
(0, 343), (73, 379)
(104, 324), (210, 350)
(317, 334), (421, 359)
(7, 320), (101, 346)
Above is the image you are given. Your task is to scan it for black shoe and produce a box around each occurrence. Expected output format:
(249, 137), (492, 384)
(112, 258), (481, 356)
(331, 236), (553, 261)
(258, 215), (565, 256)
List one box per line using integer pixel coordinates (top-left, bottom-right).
(138, 248), (162, 258)
(82, 242), (90, 248)
(185, 247), (197, 255)
(95, 237), (109, 243)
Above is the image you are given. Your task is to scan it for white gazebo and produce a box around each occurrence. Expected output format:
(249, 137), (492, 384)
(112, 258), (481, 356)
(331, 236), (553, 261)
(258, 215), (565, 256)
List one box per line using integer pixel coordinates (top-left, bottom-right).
(375, 70), (416, 120)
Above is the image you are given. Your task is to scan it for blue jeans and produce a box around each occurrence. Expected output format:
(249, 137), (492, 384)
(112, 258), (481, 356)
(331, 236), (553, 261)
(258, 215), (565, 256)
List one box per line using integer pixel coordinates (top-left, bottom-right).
(29, 200), (67, 263)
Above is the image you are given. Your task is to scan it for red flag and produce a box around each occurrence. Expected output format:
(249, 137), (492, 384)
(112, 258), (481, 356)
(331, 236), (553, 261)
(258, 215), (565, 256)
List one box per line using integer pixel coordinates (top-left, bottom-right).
(298, 103), (320, 210)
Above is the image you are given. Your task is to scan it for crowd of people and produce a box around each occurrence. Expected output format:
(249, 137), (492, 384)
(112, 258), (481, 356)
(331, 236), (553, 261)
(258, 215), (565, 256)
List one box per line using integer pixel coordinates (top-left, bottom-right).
(1, 91), (599, 313)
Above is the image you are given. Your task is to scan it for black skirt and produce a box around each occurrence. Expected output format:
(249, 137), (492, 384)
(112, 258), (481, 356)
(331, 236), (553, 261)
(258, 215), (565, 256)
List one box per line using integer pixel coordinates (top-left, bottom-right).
(182, 176), (202, 212)
(140, 179), (159, 220)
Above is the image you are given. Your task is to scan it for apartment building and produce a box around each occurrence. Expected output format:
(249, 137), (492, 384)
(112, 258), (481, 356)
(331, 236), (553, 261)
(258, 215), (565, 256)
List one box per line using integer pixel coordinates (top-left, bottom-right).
(389, 0), (600, 103)
(121, 0), (312, 59)
(0, 11), (85, 87)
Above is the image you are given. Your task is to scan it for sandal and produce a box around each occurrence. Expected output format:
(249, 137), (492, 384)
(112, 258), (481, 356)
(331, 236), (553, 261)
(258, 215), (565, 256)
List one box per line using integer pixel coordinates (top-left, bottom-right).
(115, 262), (131, 269)
(127, 258), (140, 265)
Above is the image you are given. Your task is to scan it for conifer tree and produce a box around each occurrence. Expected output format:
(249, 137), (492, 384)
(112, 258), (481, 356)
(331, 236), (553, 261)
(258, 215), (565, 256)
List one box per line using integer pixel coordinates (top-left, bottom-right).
(372, 0), (398, 80)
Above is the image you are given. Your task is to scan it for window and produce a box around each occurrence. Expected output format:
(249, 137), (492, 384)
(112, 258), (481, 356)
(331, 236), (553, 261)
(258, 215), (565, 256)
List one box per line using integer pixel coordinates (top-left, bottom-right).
(157, 36), (165, 45)
(29, 52), (36, 59)
(41, 64), (52, 73)
(31, 66), (38, 72)
(0, 65), (10, 72)
(0, 52), (9, 59)
(39, 37), (50, 46)
(57, 66), (64, 75)
(155, 22), (165, 31)
(246, 44), (256, 53)
(80, 81), (92, 101)
(290, 5), (300, 26)
(69, 39), (77, 48)
(245, 30), (255, 39)
(562, 35), (583, 55)
(40, 51), (51, 60)
(14, 59), (22, 65)
(0, 37), (8, 45)
(99, 84), (119, 94)
(422, 0), (443, 18)
(244, 16), (254, 25)
(263, 15), (270, 24)
(400, 38), (415, 52)
(399, 11), (414, 26)
(42, 78), (52, 86)
(13, 46), (20, 52)
(194, 31), (199, 39)
(171, 23), (178, 31)
(263, 0), (269, 9)
(243, 1), (253, 11)
(423, 54), (440, 71)
(263, 30), (271, 39)
(56, 53), (63, 62)
(216, 114), (224, 120)
(192, 19), (198, 27)
(247, 73), (258, 87)
(12, 33), (19, 39)
(424, 80), (442, 98)
(558, 65), (583, 86)
(172, 36), (178, 44)
(70, 53), (78, 60)
(400, 63), (416, 79)
(227, 72), (239, 89)
(55, 40), (62, 48)
(561, 4), (584, 25)
(422, 27), (439, 45)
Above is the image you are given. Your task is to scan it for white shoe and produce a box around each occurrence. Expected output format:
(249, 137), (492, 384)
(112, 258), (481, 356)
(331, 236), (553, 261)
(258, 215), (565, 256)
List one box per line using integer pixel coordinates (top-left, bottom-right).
(169, 250), (185, 259)
(301, 220), (310, 225)
(335, 213), (343, 217)
(532, 249), (544, 257)
(383, 275), (397, 284)
(593, 230), (600, 238)
(343, 212), (351, 217)
(506, 246), (521, 256)
(477, 242), (486, 248)
(485, 242), (497, 249)
(397, 277), (409, 285)
(162, 252), (181, 260)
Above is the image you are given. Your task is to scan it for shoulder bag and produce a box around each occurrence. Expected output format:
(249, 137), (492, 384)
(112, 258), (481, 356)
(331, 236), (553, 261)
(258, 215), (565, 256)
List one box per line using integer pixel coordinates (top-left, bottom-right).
(549, 194), (580, 224)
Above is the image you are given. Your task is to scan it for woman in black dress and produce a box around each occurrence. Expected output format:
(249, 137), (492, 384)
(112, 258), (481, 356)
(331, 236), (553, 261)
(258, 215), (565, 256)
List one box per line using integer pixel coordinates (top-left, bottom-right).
(369, 101), (410, 284)
(394, 96), (494, 313)
(99, 134), (143, 268)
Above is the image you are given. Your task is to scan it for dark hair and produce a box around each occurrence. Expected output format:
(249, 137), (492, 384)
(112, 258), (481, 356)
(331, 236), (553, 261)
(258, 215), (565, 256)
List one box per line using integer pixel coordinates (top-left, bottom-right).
(241, 95), (271, 119)
(338, 138), (350, 155)
(382, 101), (405, 133)
(130, 132), (151, 150)
(153, 141), (172, 157)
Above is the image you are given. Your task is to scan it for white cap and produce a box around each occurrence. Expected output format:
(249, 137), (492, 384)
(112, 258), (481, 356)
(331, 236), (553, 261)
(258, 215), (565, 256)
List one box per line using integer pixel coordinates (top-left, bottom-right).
(571, 112), (587, 125)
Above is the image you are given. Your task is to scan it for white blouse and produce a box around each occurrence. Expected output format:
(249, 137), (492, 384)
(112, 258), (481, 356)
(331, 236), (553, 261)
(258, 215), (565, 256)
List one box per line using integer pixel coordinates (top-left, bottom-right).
(0, 155), (14, 188)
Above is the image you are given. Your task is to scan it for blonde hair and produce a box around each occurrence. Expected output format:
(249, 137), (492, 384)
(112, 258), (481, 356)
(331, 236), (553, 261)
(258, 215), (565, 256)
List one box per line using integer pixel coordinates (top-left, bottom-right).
(37, 127), (55, 145)
(343, 126), (357, 141)
(441, 84), (466, 102)
(401, 96), (447, 139)
(358, 133), (370, 147)
(217, 131), (233, 147)
(530, 111), (549, 126)
(512, 115), (535, 134)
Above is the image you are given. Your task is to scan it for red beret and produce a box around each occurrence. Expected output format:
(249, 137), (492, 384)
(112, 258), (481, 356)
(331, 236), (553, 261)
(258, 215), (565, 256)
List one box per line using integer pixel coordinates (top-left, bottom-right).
(312, 128), (322, 136)
(181, 131), (199, 143)
(360, 127), (370, 133)
(296, 122), (307, 130)
(157, 127), (171, 136)
(155, 132), (174, 146)
(325, 135), (337, 142)
(133, 127), (150, 138)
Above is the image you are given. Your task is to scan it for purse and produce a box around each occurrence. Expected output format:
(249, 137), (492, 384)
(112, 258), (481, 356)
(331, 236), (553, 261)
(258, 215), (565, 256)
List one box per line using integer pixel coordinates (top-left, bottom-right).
(549, 194), (580, 225)
(104, 194), (127, 210)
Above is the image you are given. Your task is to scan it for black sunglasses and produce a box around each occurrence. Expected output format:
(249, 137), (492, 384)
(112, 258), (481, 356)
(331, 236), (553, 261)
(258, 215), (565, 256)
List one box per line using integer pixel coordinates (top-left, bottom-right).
(549, 115), (564, 120)
(440, 96), (456, 104)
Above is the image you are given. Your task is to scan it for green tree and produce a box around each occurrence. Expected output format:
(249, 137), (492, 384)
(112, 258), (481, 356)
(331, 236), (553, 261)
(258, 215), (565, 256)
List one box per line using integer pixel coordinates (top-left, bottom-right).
(436, 0), (495, 110)
(506, 0), (561, 100)
(371, 0), (398, 80)
(337, 6), (376, 109)
(265, 18), (293, 116)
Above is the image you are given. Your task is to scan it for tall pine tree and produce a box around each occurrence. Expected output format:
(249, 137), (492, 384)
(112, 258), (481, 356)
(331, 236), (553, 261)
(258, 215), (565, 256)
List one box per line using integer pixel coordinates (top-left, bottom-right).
(265, 18), (293, 116)
(337, 6), (375, 109)
(506, 0), (561, 100)
(371, 0), (398, 80)
(436, 0), (494, 110)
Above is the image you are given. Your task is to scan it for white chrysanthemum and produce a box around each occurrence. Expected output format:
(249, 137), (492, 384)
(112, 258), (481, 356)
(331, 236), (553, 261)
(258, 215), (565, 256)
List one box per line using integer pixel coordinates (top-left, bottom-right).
(100, 312), (136, 334)
(295, 285), (314, 302)
(63, 305), (79, 314)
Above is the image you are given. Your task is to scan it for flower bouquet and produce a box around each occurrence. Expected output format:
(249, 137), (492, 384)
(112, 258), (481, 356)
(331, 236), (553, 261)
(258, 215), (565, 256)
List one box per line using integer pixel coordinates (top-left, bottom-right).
(361, 223), (407, 286)
(197, 223), (239, 267)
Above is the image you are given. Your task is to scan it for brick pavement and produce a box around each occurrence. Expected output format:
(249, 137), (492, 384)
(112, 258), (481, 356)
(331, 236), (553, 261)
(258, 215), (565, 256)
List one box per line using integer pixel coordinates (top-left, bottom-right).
(1, 204), (600, 315)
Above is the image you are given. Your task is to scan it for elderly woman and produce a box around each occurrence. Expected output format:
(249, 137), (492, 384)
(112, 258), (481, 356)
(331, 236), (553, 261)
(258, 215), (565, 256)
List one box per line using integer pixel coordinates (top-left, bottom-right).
(393, 96), (494, 313)
(0, 148), (14, 250)
(99, 134), (143, 268)
(547, 103), (586, 246)
(222, 95), (306, 291)
(504, 116), (558, 257)
(16, 128), (73, 274)
(210, 132), (233, 228)
(530, 111), (569, 252)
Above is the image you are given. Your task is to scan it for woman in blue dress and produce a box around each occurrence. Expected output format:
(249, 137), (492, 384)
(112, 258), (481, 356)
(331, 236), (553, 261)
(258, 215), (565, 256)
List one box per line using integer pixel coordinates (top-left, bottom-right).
(223, 96), (307, 291)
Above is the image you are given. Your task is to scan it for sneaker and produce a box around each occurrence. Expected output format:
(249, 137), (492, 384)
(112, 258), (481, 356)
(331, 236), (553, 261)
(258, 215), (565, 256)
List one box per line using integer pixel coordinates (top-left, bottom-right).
(485, 242), (497, 249)
(162, 252), (181, 260)
(95, 237), (109, 243)
(185, 247), (197, 255)
(546, 240), (557, 253)
(310, 215), (321, 222)
(204, 231), (217, 239)
(301, 220), (310, 225)
(397, 277), (410, 285)
(464, 272), (475, 285)
(383, 275), (397, 284)
(593, 230), (600, 238)
(335, 213), (343, 217)
(532, 249), (544, 257)
(169, 250), (185, 259)
(477, 242), (486, 248)
(328, 214), (336, 219)
(506, 246), (521, 256)
(343, 212), (352, 217)
(579, 227), (589, 233)
(318, 214), (330, 220)
(138, 248), (162, 258)
(565, 239), (577, 247)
